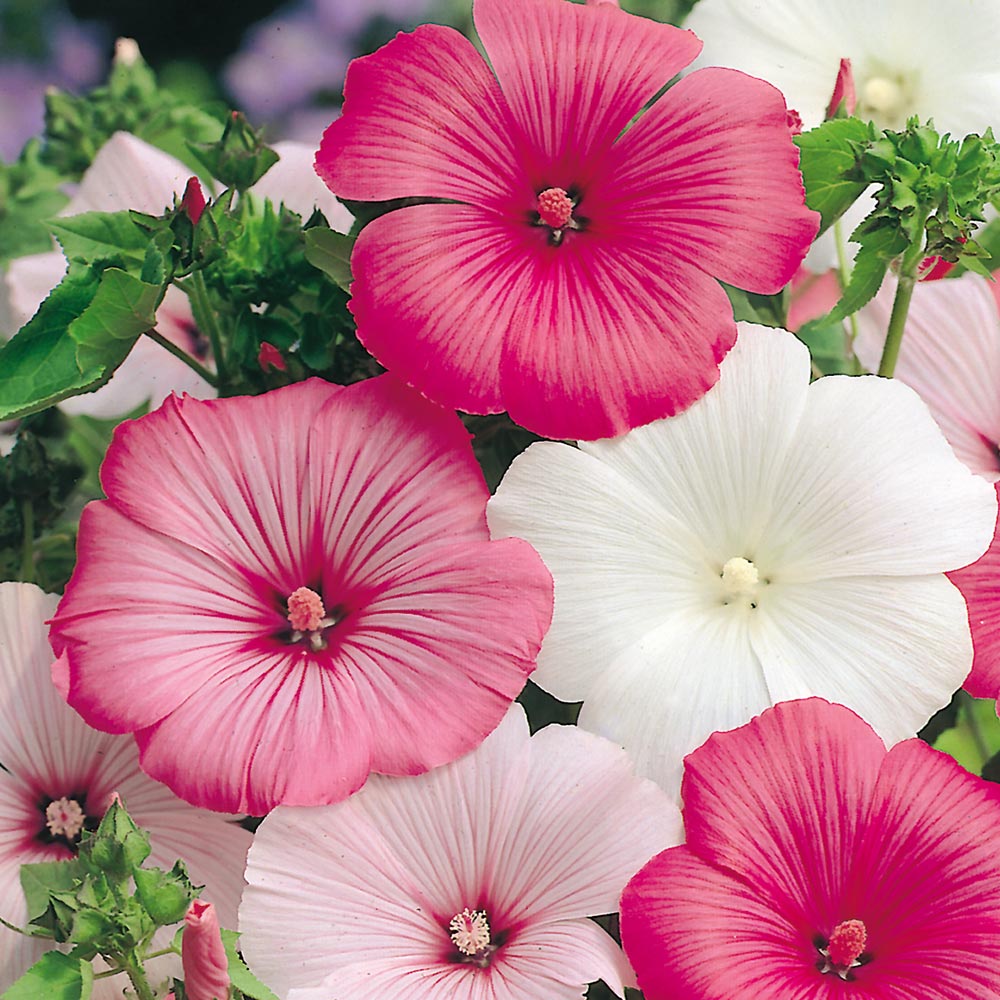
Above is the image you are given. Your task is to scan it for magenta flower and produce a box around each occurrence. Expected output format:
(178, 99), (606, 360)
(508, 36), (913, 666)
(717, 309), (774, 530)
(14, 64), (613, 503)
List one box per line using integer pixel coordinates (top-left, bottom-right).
(0, 583), (250, 996)
(316, 0), (818, 440)
(239, 706), (681, 1000)
(49, 376), (553, 814)
(620, 697), (1000, 1000)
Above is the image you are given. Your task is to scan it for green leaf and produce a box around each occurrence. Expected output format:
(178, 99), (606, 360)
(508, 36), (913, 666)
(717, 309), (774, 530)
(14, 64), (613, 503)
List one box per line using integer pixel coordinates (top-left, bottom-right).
(220, 930), (280, 1000)
(0, 139), (70, 267)
(0, 951), (93, 1000)
(48, 211), (154, 268)
(19, 861), (87, 942)
(794, 117), (874, 234)
(721, 283), (786, 328)
(303, 228), (354, 291)
(825, 224), (908, 323)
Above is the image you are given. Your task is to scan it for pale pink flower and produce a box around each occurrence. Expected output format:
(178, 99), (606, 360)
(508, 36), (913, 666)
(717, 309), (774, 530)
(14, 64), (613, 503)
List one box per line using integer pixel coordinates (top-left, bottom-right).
(621, 697), (1000, 1000)
(317, 0), (817, 440)
(49, 376), (553, 814)
(183, 901), (231, 1000)
(239, 705), (681, 1000)
(0, 582), (250, 995)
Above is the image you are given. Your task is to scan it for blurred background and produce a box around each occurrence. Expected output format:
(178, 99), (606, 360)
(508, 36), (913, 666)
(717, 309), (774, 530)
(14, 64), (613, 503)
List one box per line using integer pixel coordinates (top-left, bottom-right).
(0, 0), (696, 162)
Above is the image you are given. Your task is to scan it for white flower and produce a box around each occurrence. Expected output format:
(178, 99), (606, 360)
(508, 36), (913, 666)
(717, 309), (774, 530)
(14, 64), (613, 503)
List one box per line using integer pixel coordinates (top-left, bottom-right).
(487, 325), (997, 800)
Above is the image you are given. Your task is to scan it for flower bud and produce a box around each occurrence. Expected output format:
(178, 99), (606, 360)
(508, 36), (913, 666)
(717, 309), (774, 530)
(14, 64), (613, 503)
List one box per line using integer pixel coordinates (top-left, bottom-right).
(182, 901), (231, 1000)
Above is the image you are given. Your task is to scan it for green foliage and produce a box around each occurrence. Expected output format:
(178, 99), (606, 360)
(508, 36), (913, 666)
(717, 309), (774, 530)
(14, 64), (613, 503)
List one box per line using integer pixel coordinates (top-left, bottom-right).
(0, 140), (69, 270)
(304, 227), (354, 291)
(0, 951), (93, 1000)
(794, 117), (874, 235)
(40, 43), (223, 180)
(721, 284), (787, 328)
(188, 112), (279, 193)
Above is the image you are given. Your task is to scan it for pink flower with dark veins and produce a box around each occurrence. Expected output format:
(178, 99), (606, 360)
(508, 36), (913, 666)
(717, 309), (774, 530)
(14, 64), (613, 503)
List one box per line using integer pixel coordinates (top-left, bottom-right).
(49, 376), (553, 814)
(317, 0), (817, 440)
(621, 697), (1000, 1000)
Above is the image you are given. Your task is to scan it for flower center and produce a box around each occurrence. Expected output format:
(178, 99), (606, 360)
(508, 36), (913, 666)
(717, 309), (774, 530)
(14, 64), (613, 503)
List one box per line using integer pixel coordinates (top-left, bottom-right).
(858, 73), (913, 128)
(45, 796), (85, 839)
(285, 587), (338, 651)
(817, 919), (869, 980)
(536, 187), (574, 229)
(448, 907), (503, 968)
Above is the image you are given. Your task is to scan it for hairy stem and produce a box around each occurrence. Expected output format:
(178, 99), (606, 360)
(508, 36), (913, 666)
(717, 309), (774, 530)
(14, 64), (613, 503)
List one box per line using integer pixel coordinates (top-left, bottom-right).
(144, 328), (217, 387)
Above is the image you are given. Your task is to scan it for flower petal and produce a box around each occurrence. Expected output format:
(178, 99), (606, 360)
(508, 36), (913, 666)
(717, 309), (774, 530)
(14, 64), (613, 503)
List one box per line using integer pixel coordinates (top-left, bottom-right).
(751, 575), (973, 746)
(603, 67), (818, 293)
(762, 373), (997, 580)
(317, 24), (520, 206)
(577, 607), (772, 800)
(474, 0), (701, 187)
(253, 141), (354, 232)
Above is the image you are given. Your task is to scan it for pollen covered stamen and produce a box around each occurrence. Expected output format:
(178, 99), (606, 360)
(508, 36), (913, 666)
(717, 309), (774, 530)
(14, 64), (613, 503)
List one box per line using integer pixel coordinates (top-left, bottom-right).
(449, 908), (491, 956)
(721, 557), (760, 598)
(827, 919), (867, 969)
(45, 797), (85, 840)
(536, 187), (575, 230)
(862, 76), (904, 115)
(287, 587), (326, 633)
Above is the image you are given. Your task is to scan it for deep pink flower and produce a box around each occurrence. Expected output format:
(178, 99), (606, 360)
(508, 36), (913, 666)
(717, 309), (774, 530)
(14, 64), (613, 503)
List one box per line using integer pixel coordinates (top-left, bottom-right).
(316, 0), (817, 440)
(0, 583), (250, 996)
(183, 901), (231, 1000)
(239, 706), (681, 1000)
(825, 57), (857, 119)
(49, 376), (553, 814)
(620, 697), (1000, 1000)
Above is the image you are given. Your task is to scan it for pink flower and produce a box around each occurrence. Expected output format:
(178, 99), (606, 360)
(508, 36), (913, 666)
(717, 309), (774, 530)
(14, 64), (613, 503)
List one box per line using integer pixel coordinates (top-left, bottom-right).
(0, 582), (250, 996)
(825, 57), (857, 119)
(316, 0), (817, 440)
(620, 697), (1000, 1000)
(239, 705), (681, 1000)
(183, 901), (231, 1000)
(49, 376), (553, 814)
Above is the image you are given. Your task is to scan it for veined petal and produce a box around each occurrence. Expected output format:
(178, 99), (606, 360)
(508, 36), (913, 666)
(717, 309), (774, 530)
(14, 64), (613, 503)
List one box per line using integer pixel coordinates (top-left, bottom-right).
(253, 141), (354, 232)
(751, 575), (973, 746)
(602, 68), (818, 293)
(763, 374), (997, 580)
(97, 381), (336, 582)
(489, 442), (705, 704)
(621, 848), (820, 1000)
(679, 699), (885, 925)
(474, 0), (701, 187)
(135, 647), (373, 813)
(317, 24), (520, 206)
(949, 490), (1000, 698)
(578, 608), (772, 800)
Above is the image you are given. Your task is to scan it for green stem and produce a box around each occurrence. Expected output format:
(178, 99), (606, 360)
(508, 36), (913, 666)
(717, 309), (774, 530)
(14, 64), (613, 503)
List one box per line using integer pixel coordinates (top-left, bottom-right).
(118, 952), (157, 1000)
(0, 914), (27, 935)
(185, 271), (228, 387)
(833, 218), (863, 374)
(877, 210), (931, 379)
(876, 274), (916, 377)
(20, 498), (34, 584)
(144, 328), (217, 387)
(141, 945), (181, 960)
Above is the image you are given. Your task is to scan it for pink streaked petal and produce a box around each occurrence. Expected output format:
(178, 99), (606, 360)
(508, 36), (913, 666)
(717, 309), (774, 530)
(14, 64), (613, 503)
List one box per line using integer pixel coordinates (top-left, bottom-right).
(474, 0), (701, 188)
(97, 381), (337, 581)
(53, 504), (284, 733)
(135, 648), (373, 813)
(498, 227), (737, 439)
(679, 699), (885, 932)
(949, 487), (1000, 697)
(350, 205), (519, 414)
(621, 847), (823, 1000)
(603, 67), (818, 293)
(288, 965), (480, 1000)
(338, 538), (551, 775)
(847, 741), (1000, 998)
(492, 918), (636, 999)
(317, 24), (520, 206)
(308, 374), (491, 585)
(751, 575), (974, 748)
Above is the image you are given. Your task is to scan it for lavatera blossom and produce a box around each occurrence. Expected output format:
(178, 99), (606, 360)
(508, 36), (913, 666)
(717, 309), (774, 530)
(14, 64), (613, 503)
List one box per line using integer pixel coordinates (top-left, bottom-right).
(317, 0), (817, 440)
(621, 697), (1000, 1000)
(49, 376), (553, 814)
(488, 324), (997, 800)
(0, 582), (251, 996)
(239, 705), (681, 1000)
